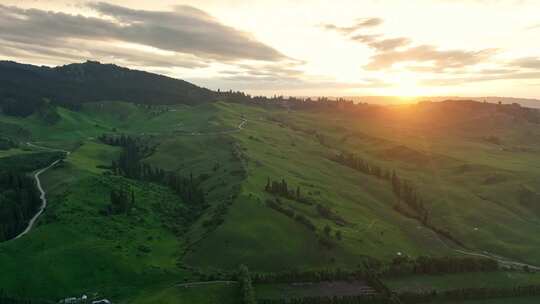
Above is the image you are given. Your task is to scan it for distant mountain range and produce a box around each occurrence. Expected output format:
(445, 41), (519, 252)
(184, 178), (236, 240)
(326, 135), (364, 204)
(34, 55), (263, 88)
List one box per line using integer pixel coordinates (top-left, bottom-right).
(348, 96), (540, 108)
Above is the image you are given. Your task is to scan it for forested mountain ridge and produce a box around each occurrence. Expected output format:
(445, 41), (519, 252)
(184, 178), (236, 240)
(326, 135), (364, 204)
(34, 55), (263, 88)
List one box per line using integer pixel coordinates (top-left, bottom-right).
(0, 60), (217, 116)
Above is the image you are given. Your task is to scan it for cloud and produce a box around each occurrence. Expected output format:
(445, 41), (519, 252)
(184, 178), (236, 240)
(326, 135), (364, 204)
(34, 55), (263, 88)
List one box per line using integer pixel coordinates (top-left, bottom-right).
(421, 70), (540, 86)
(191, 75), (391, 91)
(365, 45), (498, 71)
(324, 18), (411, 52)
(350, 34), (380, 44)
(325, 16), (498, 75)
(0, 38), (209, 69)
(352, 35), (411, 51)
(321, 17), (383, 34)
(508, 57), (540, 69)
(233, 62), (305, 78)
(0, 3), (286, 63)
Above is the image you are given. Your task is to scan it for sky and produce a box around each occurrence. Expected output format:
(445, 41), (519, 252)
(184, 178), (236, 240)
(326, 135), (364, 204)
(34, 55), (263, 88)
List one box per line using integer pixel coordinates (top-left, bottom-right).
(1, 0), (540, 98)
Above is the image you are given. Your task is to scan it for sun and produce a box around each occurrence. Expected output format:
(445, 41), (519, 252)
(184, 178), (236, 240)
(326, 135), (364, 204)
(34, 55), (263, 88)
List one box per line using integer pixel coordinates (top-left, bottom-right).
(391, 81), (424, 99)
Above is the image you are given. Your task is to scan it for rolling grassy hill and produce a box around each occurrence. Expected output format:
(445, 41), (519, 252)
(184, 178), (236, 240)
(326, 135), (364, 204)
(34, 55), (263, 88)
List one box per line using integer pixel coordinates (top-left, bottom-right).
(2, 98), (540, 303)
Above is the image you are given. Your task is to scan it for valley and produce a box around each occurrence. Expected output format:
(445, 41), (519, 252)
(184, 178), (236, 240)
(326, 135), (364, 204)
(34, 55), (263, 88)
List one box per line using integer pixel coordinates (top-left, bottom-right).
(2, 94), (540, 303)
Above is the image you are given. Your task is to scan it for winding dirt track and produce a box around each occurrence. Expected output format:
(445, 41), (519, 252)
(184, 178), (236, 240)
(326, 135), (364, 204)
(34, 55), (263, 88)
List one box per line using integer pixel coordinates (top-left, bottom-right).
(13, 159), (61, 240)
(11, 144), (70, 240)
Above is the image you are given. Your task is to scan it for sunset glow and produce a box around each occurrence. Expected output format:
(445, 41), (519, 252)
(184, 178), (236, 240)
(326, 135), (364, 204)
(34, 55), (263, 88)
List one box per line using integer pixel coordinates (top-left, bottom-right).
(1, 0), (539, 98)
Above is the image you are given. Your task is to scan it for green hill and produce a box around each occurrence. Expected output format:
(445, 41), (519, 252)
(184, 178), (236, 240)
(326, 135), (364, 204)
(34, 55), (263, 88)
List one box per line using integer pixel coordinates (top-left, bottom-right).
(0, 60), (217, 117)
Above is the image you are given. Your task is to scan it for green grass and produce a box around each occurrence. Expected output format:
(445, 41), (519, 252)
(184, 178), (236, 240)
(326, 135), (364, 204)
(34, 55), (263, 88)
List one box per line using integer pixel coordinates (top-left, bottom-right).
(184, 102), (454, 271)
(129, 283), (240, 304)
(2, 100), (540, 302)
(66, 140), (120, 173)
(0, 147), (34, 158)
(0, 138), (188, 301)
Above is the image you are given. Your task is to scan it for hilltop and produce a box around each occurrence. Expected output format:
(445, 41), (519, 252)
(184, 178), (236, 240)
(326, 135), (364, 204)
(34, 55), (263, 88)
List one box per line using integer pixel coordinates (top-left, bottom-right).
(0, 60), (217, 116)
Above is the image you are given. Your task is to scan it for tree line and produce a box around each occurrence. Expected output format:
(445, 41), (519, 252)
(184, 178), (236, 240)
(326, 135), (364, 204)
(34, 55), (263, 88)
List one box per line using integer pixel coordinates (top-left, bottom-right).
(265, 177), (313, 205)
(332, 152), (427, 221)
(238, 265), (257, 304)
(264, 178), (345, 248)
(264, 177), (347, 225)
(218, 90), (358, 112)
(0, 171), (41, 241)
(331, 152), (463, 247)
(101, 188), (135, 216)
(100, 134), (206, 208)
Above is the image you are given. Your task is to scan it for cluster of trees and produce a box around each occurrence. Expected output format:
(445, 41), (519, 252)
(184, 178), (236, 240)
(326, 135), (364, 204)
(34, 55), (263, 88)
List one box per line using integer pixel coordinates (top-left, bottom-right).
(390, 172), (428, 225)
(100, 134), (205, 208)
(317, 204), (347, 227)
(265, 199), (317, 232)
(264, 178), (344, 247)
(231, 143), (248, 178)
(104, 188), (135, 215)
(332, 152), (389, 180)
(332, 152), (462, 246)
(332, 152), (428, 220)
(398, 284), (540, 304)
(265, 178), (310, 204)
(383, 256), (498, 277)
(238, 265), (257, 304)
(202, 198), (232, 231)
(99, 134), (155, 178)
(0, 171), (41, 241)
